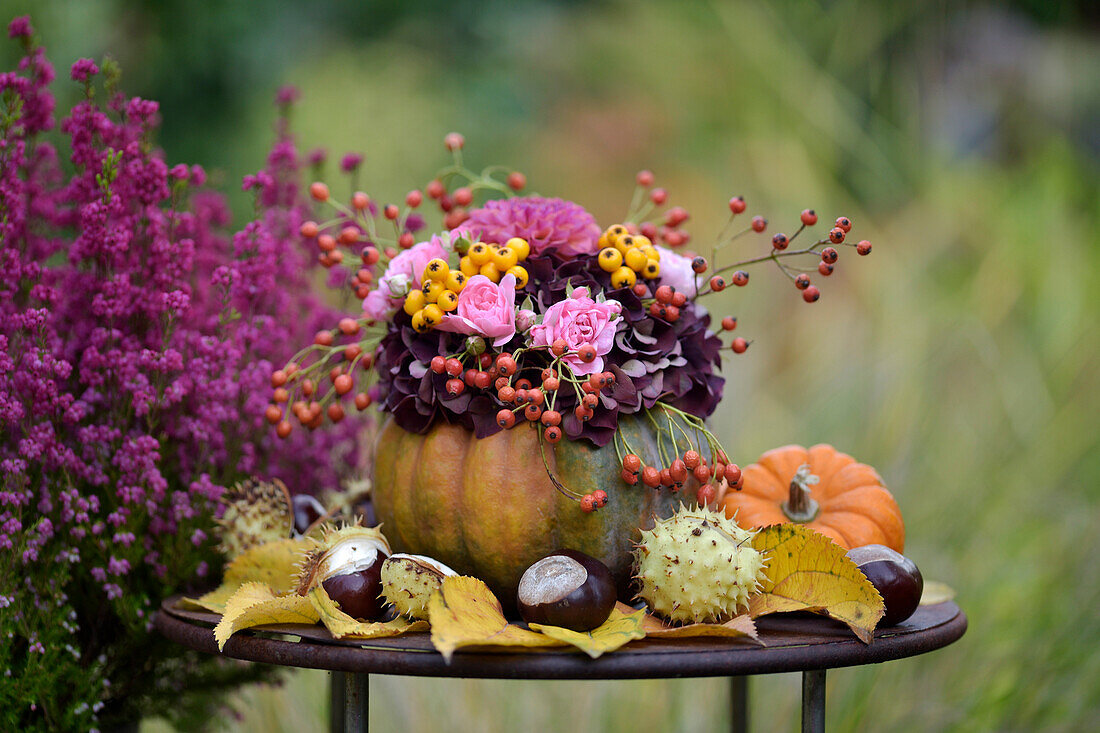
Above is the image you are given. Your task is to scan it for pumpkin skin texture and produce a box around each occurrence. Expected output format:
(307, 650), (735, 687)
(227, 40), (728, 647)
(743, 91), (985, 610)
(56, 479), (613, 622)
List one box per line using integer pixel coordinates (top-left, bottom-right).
(372, 414), (703, 605)
(721, 444), (905, 552)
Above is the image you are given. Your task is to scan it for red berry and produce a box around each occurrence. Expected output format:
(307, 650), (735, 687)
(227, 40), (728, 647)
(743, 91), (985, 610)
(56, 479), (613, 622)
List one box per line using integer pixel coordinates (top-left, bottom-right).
(664, 305), (680, 322)
(655, 285), (674, 304)
(636, 169), (655, 186)
(856, 240), (872, 256)
(317, 234), (336, 252)
(632, 283), (649, 298)
(603, 371), (616, 386)
(751, 216), (767, 232)
(835, 216), (852, 232)
(724, 464), (742, 484)
(821, 246), (839, 264)
(462, 368), (478, 387)
(829, 227), (845, 244)
(426, 180), (445, 199)
(693, 464), (712, 483)
(691, 256), (708, 274)
(398, 232), (415, 249)
(264, 404), (282, 424)
(732, 270), (749, 287)
(524, 403), (543, 422)
(383, 204), (399, 220)
(697, 485), (717, 507)
(338, 317), (360, 335)
(641, 466), (661, 488)
(327, 403), (346, 422)
(334, 374), (353, 395)
(495, 376), (509, 391)
(621, 468), (639, 486)
(300, 221), (319, 238)
(802, 285), (820, 303)
(271, 370), (288, 388)
(721, 316), (737, 331)
(527, 388), (545, 406)
(444, 132), (465, 151)
(683, 450), (701, 469)
(640, 222), (658, 240)
(574, 405), (593, 422)
(474, 371), (492, 390)
(446, 378), (464, 396)
(728, 196), (746, 214)
(479, 353), (495, 370)
(339, 227), (359, 245)
(541, 410), (561, 427)
(794, 274), (811, 290)
(352, 192), (370, 210)
(507, 172), (526, 191)
(496, 409), (515, 428)
(650, 188), (668, 205)
(669, 458), (688, 483)
(314, 330), (334, 346)
(580, 494), (596, 513)
(592, 490), (608, 507)
(623, 454), (642, 474)
(659, 468), (672, 487)
(496, 354), (517, 376)
(498, 386), (516, 403)
(514, 378), (532, 390)
(818, 261), (834, 276)
(577, 344), (596, 363)
(772, 233), (789, 250)
(800, 209), (817, 226)
(354, 393), (372, 411)
(731, 337), (749, 353)
(276, 420), (292, 438)
(664, 206), (688, 226)
(514, 388), (529, 404)
(273, 388), (289, 403)
(454, 187), (473, 206)
(582, 393), (598, 410)
(361, 246), (380, 265)
(544, 425), (562, 443)
(543, 376), (560, 392)
(551, 339), (568, 356)
(309, 182), (329, 201)
(405, 190), (423, 208)
(709, 276), (726, 292)
(671, 292), (687, 307)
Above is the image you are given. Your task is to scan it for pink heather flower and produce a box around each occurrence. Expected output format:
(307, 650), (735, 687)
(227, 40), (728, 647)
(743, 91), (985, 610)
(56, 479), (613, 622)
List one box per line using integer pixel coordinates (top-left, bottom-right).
(340, 152), (363, 172)
(529, 286), (622, 375)
(458, 196), (601, 257)
(275, 85), (300, 106)
(655, 245), (700, 296)
(70, 59), (98, 83)
(8, 16), (31, 38)
(363, 236), (448, 320)
(436, 274), (517, 347)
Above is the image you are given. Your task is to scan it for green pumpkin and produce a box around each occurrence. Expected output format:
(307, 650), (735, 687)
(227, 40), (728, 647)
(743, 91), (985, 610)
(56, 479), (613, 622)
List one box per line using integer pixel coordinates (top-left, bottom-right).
(372, 413), (704, 605)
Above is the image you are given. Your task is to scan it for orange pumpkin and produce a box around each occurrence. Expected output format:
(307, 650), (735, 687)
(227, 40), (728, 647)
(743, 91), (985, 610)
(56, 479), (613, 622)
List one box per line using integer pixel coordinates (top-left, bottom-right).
(721, 444), (904, 552)
(372, 413), (705, 604)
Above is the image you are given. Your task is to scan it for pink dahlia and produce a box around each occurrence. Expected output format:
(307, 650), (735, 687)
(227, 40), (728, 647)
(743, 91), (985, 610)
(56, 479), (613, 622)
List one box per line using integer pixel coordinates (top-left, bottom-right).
(458, 196), (601, 257)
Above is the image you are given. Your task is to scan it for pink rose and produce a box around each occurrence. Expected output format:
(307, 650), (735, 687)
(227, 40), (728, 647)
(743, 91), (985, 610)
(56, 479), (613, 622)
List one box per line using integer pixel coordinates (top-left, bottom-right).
(436, 274), (517, 347)
(362, 236), (448, 319)
(529, 287), (622, 376)
(655, 246), (700, 296)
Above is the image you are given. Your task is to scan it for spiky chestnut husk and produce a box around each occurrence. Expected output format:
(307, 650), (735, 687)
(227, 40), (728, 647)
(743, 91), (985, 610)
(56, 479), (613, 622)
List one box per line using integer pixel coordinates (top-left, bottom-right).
(215, 478), (294, 558)
(633, 504), (766, 624)
(381, 554), (457, 620)
(294, 524), (392, 595)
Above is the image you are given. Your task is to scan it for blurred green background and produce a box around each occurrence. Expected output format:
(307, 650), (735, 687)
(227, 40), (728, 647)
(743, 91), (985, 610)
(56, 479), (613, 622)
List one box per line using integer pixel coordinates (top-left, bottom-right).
(5, 0), (1097, 730)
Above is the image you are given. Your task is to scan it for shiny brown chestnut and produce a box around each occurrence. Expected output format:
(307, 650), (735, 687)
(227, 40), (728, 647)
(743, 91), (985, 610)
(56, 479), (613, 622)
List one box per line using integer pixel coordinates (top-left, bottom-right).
(516, 549), (616, 631)
(292, 494), (325, 535)
(320, 543), (386, 621)
(847, 544), (924, 626)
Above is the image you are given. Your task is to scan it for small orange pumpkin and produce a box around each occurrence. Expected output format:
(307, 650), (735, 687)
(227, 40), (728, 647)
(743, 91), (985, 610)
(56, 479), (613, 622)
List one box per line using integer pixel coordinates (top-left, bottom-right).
(721, 444), (904, 552)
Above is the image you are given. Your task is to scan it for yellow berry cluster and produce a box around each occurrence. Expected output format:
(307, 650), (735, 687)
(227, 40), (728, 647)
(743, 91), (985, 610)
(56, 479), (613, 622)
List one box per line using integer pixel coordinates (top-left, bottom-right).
(405, 257), (470, 332)
(457, 237), (531, 288)
(597, 224), (661, 289)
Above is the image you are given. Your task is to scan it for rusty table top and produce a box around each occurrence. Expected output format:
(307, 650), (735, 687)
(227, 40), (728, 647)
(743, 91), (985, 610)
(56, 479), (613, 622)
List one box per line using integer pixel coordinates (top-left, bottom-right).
(155, 595), (966, 680)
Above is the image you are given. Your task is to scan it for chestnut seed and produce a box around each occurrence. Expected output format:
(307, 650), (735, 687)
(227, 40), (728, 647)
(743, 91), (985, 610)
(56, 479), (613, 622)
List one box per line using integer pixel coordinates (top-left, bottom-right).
(292, 494), (325, 535)
(516, 549), (616, 631)
(319, 539), (388, 621)
(847, 544), (924, 627)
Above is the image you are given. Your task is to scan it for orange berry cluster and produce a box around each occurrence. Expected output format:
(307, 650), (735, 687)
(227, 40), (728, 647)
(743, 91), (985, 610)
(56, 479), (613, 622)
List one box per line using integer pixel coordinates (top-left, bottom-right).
(457, 237), (530, 286)
(619, 449), (743, 509)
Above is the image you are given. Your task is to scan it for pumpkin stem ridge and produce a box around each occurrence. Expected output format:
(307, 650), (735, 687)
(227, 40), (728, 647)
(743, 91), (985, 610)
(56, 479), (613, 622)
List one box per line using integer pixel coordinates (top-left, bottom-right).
(781, 463), (820, 523)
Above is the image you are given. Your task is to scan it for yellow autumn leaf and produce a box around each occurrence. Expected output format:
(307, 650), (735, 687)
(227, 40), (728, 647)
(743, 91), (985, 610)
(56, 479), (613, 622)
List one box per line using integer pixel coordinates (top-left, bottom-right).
(529, 606), (647, 658)
(213, 582), (320, 651)
(428, 576), (566, 662)
(748, 523), (884, 643)
(920, 580), (955, 606)
(307, 586), (427, 640)
(641, 612), (761, 642)
(178, 538), (311, 614)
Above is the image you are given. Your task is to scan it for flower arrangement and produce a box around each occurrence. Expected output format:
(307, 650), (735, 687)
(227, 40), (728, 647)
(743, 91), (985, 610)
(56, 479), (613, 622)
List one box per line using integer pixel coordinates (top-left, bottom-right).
(0, 18), (368, 730)
(273, 132), (872, 512)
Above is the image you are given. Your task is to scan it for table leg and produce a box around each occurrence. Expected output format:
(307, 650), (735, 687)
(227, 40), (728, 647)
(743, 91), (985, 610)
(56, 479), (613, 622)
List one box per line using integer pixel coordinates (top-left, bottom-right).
(329, 671), (345, 733)
(801, 669), (826, 733)
(343, 672), (369, 733)
(729, 675), (749, 733)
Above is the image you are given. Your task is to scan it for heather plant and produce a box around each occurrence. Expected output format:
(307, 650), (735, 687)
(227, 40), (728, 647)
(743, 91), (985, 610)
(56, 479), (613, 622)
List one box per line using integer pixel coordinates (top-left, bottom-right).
(0, 18), (367, 730)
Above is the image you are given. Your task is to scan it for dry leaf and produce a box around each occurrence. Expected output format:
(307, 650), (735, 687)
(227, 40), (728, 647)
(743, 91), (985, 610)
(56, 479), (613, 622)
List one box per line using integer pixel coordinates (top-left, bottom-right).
(920, 580), (956, 606)
(179, 538), (311, 614)
(641, 612), (760, 642)
(213, 582), (320, 651)
(748, 524), (884, 643)
(428, 576), (565, 662)
(529, 606), (647, 658)
(307, 587), (427, 639)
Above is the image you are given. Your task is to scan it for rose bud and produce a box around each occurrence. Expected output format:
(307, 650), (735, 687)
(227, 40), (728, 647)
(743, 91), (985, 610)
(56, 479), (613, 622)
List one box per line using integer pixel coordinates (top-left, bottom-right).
(847, 544), (924, 626)
(516, 549), (616, 631)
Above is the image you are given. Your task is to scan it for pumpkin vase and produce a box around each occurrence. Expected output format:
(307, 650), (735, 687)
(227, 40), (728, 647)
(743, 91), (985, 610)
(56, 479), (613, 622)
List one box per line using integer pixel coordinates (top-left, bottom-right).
(372, 413), (705, 604)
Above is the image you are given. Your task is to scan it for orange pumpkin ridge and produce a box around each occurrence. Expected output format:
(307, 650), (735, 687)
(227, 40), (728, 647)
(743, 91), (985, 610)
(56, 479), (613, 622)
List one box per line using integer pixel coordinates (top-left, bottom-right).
(721, 443), (905, 553)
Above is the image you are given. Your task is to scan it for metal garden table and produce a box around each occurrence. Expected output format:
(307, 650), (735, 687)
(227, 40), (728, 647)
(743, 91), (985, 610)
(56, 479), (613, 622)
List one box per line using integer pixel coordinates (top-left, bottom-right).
(156, 596), (965, 732)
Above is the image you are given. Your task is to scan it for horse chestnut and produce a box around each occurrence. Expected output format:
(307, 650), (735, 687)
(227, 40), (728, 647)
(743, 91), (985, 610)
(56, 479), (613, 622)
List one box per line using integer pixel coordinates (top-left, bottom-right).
(292, 494), (325, 535)
(516, 549), (616, 631)
(847, 544), (923, 626)
(320, 540), (387, 621)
